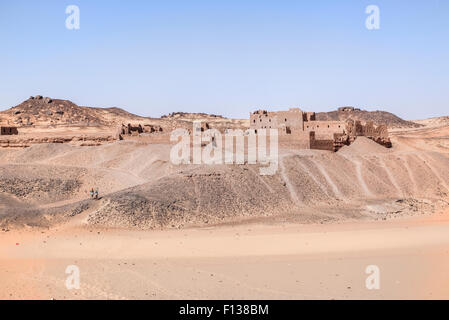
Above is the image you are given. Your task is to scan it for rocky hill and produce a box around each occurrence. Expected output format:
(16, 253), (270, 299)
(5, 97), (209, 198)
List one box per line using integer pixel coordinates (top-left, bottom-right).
(0, 95), (148, 127)
(413, 116), (449, 128)
(1, 135), (449, 229)
(0, 97), (425, 132)
(316, 107), (422, 129)
(161, 112), (225, 120)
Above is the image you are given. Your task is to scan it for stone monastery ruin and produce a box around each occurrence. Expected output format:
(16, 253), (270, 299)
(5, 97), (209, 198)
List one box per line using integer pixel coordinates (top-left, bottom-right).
(250, 108), (391, 151)
(118, 123), (163, 137)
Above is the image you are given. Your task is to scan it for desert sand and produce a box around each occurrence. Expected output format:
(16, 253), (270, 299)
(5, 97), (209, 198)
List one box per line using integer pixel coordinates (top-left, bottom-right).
(1, 210), (449, 299)
(1, 100), (449, 299)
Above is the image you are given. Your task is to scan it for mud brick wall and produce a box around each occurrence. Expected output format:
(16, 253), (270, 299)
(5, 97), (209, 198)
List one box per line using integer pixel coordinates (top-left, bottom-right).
(309, 132), (334, 151)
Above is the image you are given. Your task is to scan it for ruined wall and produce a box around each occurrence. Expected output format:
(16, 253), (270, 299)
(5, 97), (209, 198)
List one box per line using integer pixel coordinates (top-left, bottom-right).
(120, 123), (164, 135)
(250, 109), (346, 139)
(249, 107), (392, 151)
(120, 123), (143, 135)
(118, 123), (164, 141)
(278, 131), (311, 149)
(250, 110), (271, 129)
(143, 124), (164, 133)
(346, 120), (391, 148)
(249, 108), (347, 150)
(362, 121), (389, 139)
(0, 126), (18, 135)
(250, 108), (304, 134)
(309, 132), (335, 151)
(303, 121), (346, 139)
(304, 112), (316, 121)
(273, 109), (304, 134)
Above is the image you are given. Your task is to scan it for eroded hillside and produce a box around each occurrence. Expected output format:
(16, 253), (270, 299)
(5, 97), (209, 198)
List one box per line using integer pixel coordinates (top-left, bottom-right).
(1, 125), (448, 230)
(316, 108), (422, 129)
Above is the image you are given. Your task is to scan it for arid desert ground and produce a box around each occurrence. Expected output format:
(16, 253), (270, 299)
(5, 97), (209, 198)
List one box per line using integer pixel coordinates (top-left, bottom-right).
(1, 100), (449, 299)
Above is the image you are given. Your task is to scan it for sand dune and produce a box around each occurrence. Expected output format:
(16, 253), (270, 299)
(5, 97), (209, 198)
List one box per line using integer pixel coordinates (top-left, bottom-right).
(1, 131), (448, 230)
(2, 212), (449, 299)
(0, 120), (449, 299)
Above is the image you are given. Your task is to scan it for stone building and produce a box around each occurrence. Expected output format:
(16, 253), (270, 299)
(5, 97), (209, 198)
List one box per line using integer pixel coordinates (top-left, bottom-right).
(250, 108), (346, 137)
(338, 106), (360, 112)
(250, 108), (391, 151)
(117, 123), (164, 140)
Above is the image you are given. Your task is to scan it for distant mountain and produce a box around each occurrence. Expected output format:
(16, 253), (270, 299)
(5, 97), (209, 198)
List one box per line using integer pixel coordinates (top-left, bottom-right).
(413, 116), (449, 128)
(0, 95), (147, 127)
(316, 107), (422, 129)
(1, 97), (424, 131)
(161, 112), (226, 120)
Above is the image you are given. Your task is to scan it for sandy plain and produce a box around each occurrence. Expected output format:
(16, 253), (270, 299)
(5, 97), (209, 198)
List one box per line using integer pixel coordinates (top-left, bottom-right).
(1, 118), (449, 299)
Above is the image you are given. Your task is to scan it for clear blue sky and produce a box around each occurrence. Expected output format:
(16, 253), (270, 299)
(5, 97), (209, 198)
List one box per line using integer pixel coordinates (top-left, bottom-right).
(0, 0), (448, 120)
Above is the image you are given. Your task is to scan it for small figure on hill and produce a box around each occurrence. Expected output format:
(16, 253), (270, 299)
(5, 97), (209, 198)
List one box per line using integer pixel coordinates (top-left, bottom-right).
(89, 188), (94, 199)
(94, 188), (99, 200)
